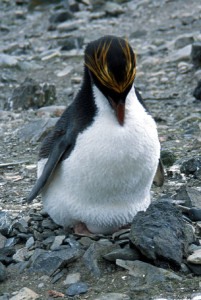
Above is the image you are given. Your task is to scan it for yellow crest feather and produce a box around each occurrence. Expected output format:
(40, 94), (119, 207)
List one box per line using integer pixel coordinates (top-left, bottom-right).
(85, 39), (136, 93)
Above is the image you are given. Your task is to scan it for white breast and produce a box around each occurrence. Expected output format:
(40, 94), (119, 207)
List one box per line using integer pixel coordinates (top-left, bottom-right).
(38, 84), (160, 234)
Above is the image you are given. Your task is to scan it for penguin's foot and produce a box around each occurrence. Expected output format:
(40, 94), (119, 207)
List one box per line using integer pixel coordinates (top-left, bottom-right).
(74, 222), (92, 235)
(114, 225), (131, 232)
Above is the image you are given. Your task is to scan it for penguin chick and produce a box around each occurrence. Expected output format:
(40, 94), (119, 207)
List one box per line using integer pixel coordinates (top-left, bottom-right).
(27, 35), (164, 235)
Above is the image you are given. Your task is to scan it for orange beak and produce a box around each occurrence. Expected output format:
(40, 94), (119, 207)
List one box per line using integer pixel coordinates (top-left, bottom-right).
(110, 99), (125, 126)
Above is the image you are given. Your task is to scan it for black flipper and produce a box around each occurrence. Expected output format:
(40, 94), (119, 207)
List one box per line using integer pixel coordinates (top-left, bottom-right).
(26, 132), (73, 203)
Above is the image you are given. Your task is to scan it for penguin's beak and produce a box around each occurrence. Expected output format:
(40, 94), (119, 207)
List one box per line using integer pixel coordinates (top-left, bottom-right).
(108, 97), (125, 126)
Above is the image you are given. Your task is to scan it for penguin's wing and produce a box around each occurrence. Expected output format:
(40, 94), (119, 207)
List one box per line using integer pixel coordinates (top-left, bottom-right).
(26, 130), (74, 203)
(153, 159), (164, 187)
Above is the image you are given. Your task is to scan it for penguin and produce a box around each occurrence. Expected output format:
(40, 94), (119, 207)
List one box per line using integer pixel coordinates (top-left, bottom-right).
(27, 35), (164, 235)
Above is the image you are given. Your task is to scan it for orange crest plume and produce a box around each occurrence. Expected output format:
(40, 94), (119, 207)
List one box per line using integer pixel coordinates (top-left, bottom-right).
(85, 39), (136, 93)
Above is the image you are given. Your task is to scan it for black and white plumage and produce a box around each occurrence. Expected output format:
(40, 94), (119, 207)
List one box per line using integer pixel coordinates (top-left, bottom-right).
(27, 36), (164, 234)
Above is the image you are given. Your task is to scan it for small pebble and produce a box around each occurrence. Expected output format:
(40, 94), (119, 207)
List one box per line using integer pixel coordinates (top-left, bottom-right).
(66, 282), (88, 296)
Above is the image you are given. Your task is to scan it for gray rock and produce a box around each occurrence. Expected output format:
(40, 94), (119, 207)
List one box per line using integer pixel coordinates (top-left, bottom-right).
(129, 201), (188, 268)
(0, 262), (7, 282)
(30, 248), (81, 276)
(26, 237), (35, 249)
(83, 243), (101, 277)
(0, 54), (18, 67)
(66, 282), (88, 296)
(0, 233), (7, 248)
(130, 30), (147, 39)
(103, 246), (140, 262)
(4, 237), (19, 248)
(175, 35), (194, 49)
(19, 118), (58, 143)
(94, 293), (130, 300)
(0, 247), (15, 265)
(0, 212), (12, 236)
(49, 10), (74, 23)
(104, 2), (124, 16)
(180, 157), (201, 176)
(191, 43), (201, 68)
(58, 36), (84, 51)
(13, 247), (31, 262)
(5, 77), (56, 110)
(187, 249), (201, 264)
(116, 260), (182, 285)
(50, 235), (65, 250)
(168, 45), (192, 62)
(161, 150), (177, 167)
(187, 262), (201, 275)
(51, 270), (65, 283)
(41, 218), (60, 230)
(12, 219), (28, 233)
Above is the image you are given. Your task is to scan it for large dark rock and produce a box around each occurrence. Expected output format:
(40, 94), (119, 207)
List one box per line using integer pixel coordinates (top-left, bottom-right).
(191, 43), (201, 68)
(5, 77), (56, 110)
(193, 80), (201, 101)
(129, 201), (188, 268)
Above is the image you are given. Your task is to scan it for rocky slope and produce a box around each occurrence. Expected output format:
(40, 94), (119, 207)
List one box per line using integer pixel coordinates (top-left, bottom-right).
(0, 0), (201, 299)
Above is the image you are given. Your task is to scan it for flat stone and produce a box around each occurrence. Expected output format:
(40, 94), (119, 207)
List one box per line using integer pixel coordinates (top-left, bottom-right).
(103, 246), (140, 262)
(9, 287), (39, 300)
(129, 201), (188, 268)
(66, 282), (88, 296)
(56, 65), (73, 77)
(0, 262), (7, 282)
(26, 237), (35, 249)
(57, 20), (83, 32)
(94, 293), (130, 300)
(50, 235), (66, 250)
(83, 243), (101, 277)
(174, 35), (194, 49)
(30, 248), (80, 276)
(187, 249), (201, 264)
(116, 259), (182, 283)
(64, 272), (80, 285)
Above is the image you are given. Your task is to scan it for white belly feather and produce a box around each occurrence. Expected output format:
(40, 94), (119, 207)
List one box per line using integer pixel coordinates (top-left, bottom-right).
(38, 85), (160, 234)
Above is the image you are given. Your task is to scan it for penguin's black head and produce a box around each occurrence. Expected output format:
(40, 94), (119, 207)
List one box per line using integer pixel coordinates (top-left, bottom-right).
(85, 36), (136, 125)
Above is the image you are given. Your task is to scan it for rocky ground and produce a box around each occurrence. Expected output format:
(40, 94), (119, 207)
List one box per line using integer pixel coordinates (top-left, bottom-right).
(0, 0), (201, 299)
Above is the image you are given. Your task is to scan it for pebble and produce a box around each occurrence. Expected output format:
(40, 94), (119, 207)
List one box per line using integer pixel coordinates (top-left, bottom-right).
(66, 282), (88, 296)
(174, 35), (194, 49)
(57, 20), (83, 32)
(193, 79), (201, 101)
(56, 65), (73, 77)
(94, 293), (130, 300)
(0, 262), (7, 282)
(83, 243), (101, 277)
(9, 287), (39, 300)
(49, 10), (74, 24)
(64, 272), (81, 285)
